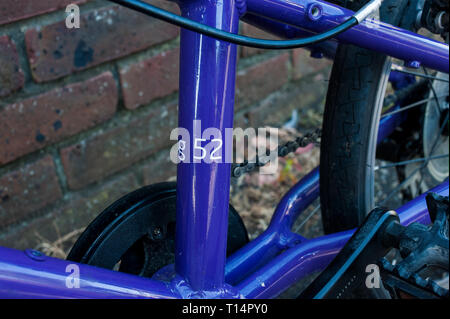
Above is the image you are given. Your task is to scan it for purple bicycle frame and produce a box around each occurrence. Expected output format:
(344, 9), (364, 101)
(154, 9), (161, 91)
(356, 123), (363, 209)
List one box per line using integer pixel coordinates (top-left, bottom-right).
(0, 0), (448, 298)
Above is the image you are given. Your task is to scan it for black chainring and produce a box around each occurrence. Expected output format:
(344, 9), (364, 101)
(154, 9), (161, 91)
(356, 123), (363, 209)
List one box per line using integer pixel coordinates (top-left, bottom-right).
(67, 182), (249, 277)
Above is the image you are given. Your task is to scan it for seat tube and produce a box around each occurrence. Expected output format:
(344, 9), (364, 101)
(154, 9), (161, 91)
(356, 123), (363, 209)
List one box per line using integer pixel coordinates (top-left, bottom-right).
(174, 0), (240, 291)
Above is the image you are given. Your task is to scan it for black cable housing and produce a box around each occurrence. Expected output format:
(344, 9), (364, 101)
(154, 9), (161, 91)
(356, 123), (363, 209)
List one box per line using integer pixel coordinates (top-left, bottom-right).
(108, 0), (359, 49)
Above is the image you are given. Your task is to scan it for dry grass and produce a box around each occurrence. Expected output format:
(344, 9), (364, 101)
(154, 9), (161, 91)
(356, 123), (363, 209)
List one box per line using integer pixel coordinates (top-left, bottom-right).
(34, 227), (85, 259)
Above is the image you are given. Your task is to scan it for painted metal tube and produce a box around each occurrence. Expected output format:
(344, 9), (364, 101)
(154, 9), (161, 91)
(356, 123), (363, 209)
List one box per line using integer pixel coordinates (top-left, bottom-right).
(238, 230), (351, 298)
(0, 247), (178, 299)
(225, 167), (319, 285)
(225, 112), (399, 284)
(396, 179), (449, 226)
(241, 13), (337, 59)
(174, 0), (240, 291)
(245, 0), (449, 73)
(237, 180), (449, 298)
(0, 182), (446, 299)
(377, 112), (406, 142)
(225, 231), (281, 285)
(269, 167), (320, 235)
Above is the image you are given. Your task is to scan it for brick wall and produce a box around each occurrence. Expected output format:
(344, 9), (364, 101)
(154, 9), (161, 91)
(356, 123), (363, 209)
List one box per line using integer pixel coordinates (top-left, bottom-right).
(0, 0), (332, 250)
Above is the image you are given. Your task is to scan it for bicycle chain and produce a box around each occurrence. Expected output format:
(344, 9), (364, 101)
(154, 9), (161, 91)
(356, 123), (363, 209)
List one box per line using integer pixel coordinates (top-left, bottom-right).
(231, 128), (322, 178)
(230, 74), (427, 178)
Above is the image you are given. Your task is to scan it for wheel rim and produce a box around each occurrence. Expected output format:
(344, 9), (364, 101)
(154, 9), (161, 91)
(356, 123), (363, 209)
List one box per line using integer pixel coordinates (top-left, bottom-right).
(374, 66), (449, 207)
(423, 72), (449, 183)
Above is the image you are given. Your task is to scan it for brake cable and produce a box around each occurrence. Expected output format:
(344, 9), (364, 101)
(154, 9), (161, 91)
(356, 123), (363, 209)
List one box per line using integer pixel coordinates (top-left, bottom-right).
(108, 0), (383, 49)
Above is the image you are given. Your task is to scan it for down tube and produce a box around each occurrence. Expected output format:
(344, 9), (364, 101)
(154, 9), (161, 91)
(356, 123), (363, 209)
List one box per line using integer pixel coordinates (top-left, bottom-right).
(0, 247), (178, 299)
(174, 0), (240, 291)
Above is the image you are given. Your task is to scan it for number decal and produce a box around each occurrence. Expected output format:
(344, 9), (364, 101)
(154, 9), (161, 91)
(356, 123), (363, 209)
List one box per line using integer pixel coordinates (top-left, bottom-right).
(178, 140), (186, 161)
(193, 138), (207, 160)
(210, 138), (223, 161)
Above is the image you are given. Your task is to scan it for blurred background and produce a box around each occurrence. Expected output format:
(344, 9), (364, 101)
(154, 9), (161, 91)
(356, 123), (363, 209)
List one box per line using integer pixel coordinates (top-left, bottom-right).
(0, 0), (331, 257)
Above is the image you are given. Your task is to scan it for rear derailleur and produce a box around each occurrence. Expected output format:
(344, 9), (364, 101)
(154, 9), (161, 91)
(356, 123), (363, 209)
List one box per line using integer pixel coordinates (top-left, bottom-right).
(299, 192), (449, 299)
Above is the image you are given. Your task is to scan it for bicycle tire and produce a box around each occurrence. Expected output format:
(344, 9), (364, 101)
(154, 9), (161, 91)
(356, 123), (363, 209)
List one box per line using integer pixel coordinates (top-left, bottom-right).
(320, 0), (414, 233)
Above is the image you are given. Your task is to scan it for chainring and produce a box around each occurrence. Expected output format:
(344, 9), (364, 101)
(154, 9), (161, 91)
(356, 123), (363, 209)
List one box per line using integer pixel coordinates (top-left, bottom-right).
(67, 182), (249, 277)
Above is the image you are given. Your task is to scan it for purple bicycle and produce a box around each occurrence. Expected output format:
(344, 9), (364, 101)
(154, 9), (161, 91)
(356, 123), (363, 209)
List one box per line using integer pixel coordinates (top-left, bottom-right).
(0, 0), (448, 299)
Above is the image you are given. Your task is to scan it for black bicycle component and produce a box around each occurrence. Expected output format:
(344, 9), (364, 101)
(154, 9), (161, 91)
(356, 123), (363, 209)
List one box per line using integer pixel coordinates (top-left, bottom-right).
(419, 0), (449, 39)
(231, 128), (321, 178)
(299, 208), (397, 299)
(380, 193), (449, 298)
(299, 192), (449, 299)
(67, 182), (249, 277)
(320, 0), (414, 234)
(320, 0), (449, 234)
(108, 0), (359, 50)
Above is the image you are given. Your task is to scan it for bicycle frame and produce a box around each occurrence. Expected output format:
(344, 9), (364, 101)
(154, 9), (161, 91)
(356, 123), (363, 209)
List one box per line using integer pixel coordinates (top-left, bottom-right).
(0, 0), (448, 299)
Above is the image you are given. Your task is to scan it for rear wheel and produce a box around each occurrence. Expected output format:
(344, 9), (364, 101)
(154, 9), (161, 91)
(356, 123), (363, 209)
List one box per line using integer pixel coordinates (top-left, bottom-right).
(320, 0), (449, 233)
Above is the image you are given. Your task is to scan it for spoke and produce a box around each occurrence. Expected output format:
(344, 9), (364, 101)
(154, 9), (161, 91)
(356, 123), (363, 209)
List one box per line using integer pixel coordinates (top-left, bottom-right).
(391, 64), (449, 83)
(382, 68), (447, 118)
(294, 204), (321, 233)
(381, 96), (445, 118)
(375, 153), (449, 170)
(380, 111), (450, 205)
(379, 165), (423, 205)
(423, 67), (445, 113)
(413, 67), (448, 189)
(416, 110), (450, 187)
(426, 111), (449, 160)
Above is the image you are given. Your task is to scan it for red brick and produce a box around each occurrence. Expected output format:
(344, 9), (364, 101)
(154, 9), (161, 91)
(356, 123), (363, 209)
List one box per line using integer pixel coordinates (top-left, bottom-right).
(0, 36), (25, 97)
(0, 72), (117, 165)
(236, 53), (289, 110)
(60, 102), (178, 190)
(0, 156), (62, 229)
(292, 48), (332, 80)
(241, 23), (280, 58)
(247, 70), (331, 128)
(142, 150), (177, 185)
(0, 0), (87, 26)
(0, 172), (139, 250)
(246, 88), (303, 128)
(233, 112), (250, 130)
(25, 1), (180, 82)
(120, 47), (179, 110)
